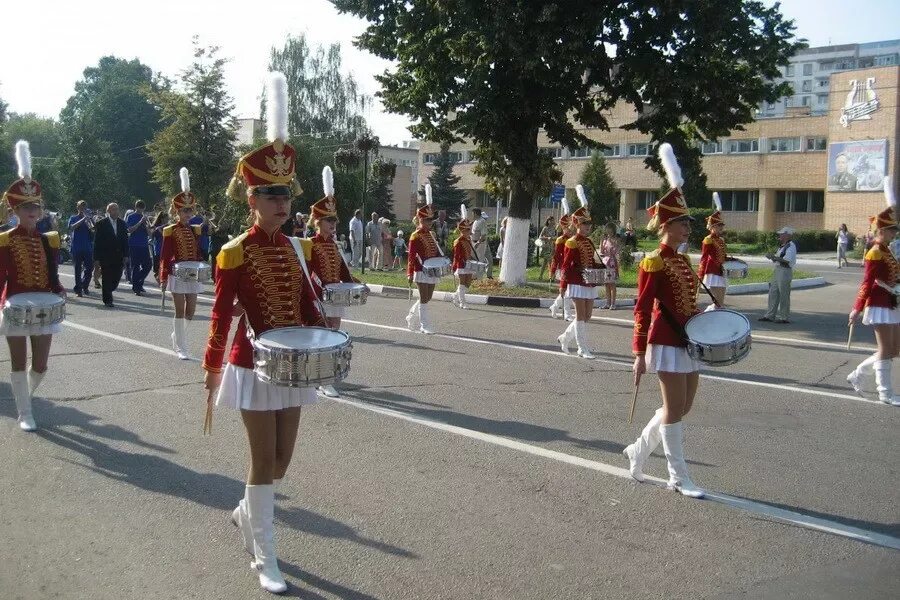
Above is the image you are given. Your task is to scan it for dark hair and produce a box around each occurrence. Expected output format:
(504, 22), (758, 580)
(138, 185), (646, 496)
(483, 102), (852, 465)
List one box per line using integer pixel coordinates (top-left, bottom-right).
(135, 200), (145, 209)
(473, 208), (482, 217)
(544, 216), (554, 226)
(151, 211), (168, 228)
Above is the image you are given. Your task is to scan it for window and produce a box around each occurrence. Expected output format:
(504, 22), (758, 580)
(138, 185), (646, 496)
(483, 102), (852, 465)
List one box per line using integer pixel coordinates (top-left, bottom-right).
(541, 147), (563, 159)
(628, 143), (650, 156)
(875, 54), (897, 66)
(718, 190), (759, 212)
(801, 96), (810, 107)
(449, 152), (464, 163)
(785, 65), (795, 77)
(803, 63), (813, 76)
(567, 147), (592, 159)
(817, 80), (829, 88)
(423, 153), (437, 165)
(700, 140), (723, 154)
(768, 137), (801, 153)
(728, 139), (759, 154)
(601, 144), (621, 158)
(776, 190), (825, 213)
(637, 190), (656, 210)
(806, 137), (827, 151)
(801, 80), (812, 92)
(820, 62), (834, 72)
(785, 96), (794, 108)
(766, 102), (776, 111)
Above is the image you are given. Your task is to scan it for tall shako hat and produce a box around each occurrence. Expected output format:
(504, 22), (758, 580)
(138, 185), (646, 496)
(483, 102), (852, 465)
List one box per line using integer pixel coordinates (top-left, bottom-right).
(706, 192), (724, 229)
(871, 175), (898, 231)
(456, 203), (472, 233)
(646, 143), (693, 231)
(171, 167), (196, 211)
(3, 141), (43, 209)
(559, 196), (572, 228)
(571, 185), (591, 225)
(310, 166), (338, 222)
(417, 183), (435, 221)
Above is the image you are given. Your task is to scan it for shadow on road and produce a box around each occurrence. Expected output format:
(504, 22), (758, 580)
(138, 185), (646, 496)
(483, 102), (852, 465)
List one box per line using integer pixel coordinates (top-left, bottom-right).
(279, 562), (383, 600)
(278, 506), (418, 559)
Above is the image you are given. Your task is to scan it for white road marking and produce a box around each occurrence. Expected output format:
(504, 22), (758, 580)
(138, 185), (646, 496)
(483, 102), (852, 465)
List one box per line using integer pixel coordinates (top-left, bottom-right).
(56, 316), (900, 551)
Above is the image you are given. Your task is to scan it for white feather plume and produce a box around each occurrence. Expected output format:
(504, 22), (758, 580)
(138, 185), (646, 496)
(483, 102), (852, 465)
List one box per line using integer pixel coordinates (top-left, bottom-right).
(712, 192), (722, 211)
(460, 203), (468, 221)
(322, 166), (334, 197)
(885, 176), (896, 208)
(658, 143), (684, 189)
(266, 71), (289, 143)
(179, 167), (190, 193)
(575, 184), (588, 208)
(425, 183), (433, 206)
(15, 140), (31, 182)
(561, 197), (571, 215)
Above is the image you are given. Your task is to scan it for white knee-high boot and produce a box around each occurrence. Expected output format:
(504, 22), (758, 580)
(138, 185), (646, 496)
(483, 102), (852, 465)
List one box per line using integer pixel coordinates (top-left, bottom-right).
(557, 321), (576, 354)
(873, 359), (900, 405)
(458, 285), (468, 309)
(172, 317), (189, 360)
(234, 479), (281, 556)
(549, 294), (563, 318)
(28, 368), (46, 396)
(563, 297), (575, 321)
(419, 303), (434, 334)
(847, 352), (879, 395)
(623, 408), (664, 481)
(406, 301), (420, 331)
(574, 321), (595, 359)
(660, 422), (705, 498)
(246, 484), (287, 594)
(11, 371), (35, 432)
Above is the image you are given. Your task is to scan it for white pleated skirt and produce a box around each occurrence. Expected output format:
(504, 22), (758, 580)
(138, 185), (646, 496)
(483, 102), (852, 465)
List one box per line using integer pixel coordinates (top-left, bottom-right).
(215, 363), (319, 411)
(862, 306), (900, 326)
(323, 304), (346, 318)
(0, 312), (62, 337)
(413, 272), (440, 285)
(703, 274), (728, 288)
(168, 278), (203, 295)
(646, 344), (700, 374)
(565, 284), (598, 299)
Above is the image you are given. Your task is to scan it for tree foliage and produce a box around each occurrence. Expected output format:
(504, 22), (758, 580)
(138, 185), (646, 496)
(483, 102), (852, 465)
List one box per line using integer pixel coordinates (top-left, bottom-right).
(427, 143), (468, 213)
(579, 153), (619, 226)
(0, 113), (66, 210)
(366, 157), (395, 220)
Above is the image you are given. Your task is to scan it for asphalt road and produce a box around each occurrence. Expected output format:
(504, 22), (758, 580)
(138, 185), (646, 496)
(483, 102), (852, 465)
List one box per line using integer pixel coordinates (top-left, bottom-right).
(0, 262), (897, 600)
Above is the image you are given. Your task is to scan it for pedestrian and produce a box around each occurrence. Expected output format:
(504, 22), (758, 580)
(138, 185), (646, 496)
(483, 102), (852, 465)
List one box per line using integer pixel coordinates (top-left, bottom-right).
(189, 206), (213, 262)
(406, 185), (442, 334)
(496, 216), (507, 269)
(846, 180), (900, 406)
(434, 209), (450, 253)
(289, 212), (306, 238)
(93, 202), (129, 308)
(67, 200), (95, 297)
(205, 72), (325, 594)
(548, 199), (575, 321)
(471, 208), (493, 278)
(836, 223), (850, 268)
(160, 168), (204, 360)
(759, 226), (797, 324)
(537, 216), (555, 280)
(151, 211), (168, 283)
(697, 193), (732, 309)
(0, 140), (66, 432)
(557, 186), (599, 359)
(381, 218), (393, 270)
(36, 208), (56, 234)
(451, 204), (475, 309)
(349, 209), (363, 267)
(125, 199), (152, 296)
(624, 218), (637, 251)
(864, 228), (875, 251)
(366, 211), (381, 269)
(600, 222), (620, 310)
(392, 230), (406, 269)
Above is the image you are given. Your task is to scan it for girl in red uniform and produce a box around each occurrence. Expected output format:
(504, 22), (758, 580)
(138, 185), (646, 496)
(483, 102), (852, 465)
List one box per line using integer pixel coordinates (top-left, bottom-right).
(548, 198), (574, 321)
(451, 204), (475, 309)
(847, 177), (900, 406)
(406, 184), (443, 334)
(625, 143), (704, 499)
(697, 192), (730, 309)
(159, 168), (204, 360)
(0, 141), (65, 432)
(558, 186), (600, 359)
(204, 72), (325, 595)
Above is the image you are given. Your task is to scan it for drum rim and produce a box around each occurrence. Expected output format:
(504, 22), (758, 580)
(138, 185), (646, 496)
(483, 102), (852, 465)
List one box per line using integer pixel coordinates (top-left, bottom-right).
(257, 325), (351, 351)
(5, 292), (66, 306)
(685, 308), (751, 340)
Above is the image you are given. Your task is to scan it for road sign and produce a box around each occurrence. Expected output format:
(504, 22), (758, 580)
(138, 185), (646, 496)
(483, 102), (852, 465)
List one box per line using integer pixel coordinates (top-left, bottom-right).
(549, 184), (566, 204)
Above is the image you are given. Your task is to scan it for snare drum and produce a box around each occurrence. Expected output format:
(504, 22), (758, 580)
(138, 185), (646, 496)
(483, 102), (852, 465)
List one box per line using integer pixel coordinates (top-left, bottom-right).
(323, 282), (369, 306)
(582, 268), (606, 285)
(173, 261), (212, 283)
(253, 326), (352, 387)
(3, 292), (66, 327)
(464, 259), (488, 278)
(422, 257), (452, 278)
(722, 259), (749, 279)
(684, 309), (751, 366)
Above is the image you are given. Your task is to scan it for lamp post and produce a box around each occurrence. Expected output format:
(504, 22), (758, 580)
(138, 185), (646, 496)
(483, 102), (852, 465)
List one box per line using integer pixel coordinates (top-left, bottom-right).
(355, 134), (379, 274)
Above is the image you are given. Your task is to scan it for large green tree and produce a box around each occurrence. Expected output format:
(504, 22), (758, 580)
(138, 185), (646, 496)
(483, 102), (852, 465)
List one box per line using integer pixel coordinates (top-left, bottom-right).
(0, 113), (66, 210)
(579, 153), (619, 226)
(333, 0), (801, 285)
(427, 143), (468, 213)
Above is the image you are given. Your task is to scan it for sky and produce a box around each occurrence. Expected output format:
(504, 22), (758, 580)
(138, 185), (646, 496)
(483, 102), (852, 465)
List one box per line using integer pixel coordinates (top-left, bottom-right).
(1, 0), (899, 146)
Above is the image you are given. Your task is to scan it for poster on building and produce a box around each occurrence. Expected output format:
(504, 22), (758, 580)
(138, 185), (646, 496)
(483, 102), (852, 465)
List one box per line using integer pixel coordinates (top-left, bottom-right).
(826, 139), (888, 192)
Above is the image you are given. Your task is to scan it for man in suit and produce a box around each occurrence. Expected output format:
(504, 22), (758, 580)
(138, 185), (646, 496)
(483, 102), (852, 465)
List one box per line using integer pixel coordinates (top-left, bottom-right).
(94, 202), (129, 307)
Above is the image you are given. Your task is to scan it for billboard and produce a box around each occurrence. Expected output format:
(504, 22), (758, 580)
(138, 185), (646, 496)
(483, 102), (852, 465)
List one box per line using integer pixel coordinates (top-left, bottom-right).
(827, 139), (888, 192)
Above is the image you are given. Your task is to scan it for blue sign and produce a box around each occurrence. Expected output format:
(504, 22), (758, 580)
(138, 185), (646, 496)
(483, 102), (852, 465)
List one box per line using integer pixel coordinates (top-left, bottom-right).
(550, 184), (566, 204)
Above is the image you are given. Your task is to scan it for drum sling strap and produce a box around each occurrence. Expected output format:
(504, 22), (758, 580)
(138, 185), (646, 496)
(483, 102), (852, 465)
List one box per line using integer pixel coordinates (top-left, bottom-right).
(655, 300), (689, 346)
(288, 236), (330, 324)
(40, 234), (61, 291)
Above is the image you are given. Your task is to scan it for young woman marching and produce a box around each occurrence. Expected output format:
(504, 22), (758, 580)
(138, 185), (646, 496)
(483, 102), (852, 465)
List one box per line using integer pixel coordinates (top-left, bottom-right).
(406, 184), (443, 334)
(0, 141), (65, 432)
(558, 185), (600, 359)
(451, 204), (476, 309)
(624, 143), (704, 499)
(308, 166), (356, 399)
(159, 168), (204, 360)
(697, 192), (731, 309)
(204, 72), (326, 594)
(847, 176), (900, 406)
(548, 198), (575, 321)
(600, 222), (620, 310)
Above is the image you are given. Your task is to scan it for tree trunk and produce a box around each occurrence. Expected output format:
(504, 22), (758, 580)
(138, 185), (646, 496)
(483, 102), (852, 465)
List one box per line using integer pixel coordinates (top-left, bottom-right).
(500, 178), (533, 286)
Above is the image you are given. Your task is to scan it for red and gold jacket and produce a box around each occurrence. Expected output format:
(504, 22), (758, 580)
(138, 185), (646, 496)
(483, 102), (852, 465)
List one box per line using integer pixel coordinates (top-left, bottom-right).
(451, 234), (475, 271)
(407, 227), (442, 276)
(854, 243), (899, 311)
(561, 233), (600, 287)
(309, 233), (353, 286)
(159, 222), (203, 283)
(0, 227), (63, 304)
(202, 225), (325, 373)
(633, 244), (700, 355)
(549, 234), (568, 278)
(698, 233), (727, 278)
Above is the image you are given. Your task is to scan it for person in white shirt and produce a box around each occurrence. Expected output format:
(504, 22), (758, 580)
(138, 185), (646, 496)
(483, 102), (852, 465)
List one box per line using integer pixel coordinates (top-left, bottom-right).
(836, 223), (850, 268)
(470, 208), (492, 278)
(365, 212), (381, 269)
(348, 209), (363, 267)
(760, 226), (797, 324)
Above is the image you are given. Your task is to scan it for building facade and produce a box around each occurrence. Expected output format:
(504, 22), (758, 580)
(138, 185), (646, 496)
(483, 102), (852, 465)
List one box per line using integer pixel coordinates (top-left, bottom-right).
(378, 143), (420, 219)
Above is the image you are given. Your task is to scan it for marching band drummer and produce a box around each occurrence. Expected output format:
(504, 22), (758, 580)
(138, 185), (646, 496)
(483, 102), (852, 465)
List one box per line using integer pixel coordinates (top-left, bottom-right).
(204, 71), (325, 595)
(697, 192), (731, 310)
(624, 143), (704, 499)
(548, 198), (575, 321)
(159, 167), (204, 360)
(406, 184), (442, 334)
(558, 185), (600, 359)
(0, 141), (65, 432)
(308, 166), (356, 399)
(451, 204), (475, 310)
(847, 177), (900, 406)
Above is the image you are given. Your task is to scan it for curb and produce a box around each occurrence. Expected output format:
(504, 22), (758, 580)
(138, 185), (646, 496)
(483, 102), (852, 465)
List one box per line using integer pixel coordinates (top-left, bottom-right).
(726, 276), (827, 295)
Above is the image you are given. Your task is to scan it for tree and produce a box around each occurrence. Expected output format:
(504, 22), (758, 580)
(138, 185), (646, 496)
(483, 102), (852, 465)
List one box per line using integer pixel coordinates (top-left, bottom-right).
(579, 153), (618, 226)
(0, 113), (67, 210)
(147, 40), (237, 217)
(367, 158), (395, 220)
(333, 0), (801, 285)
(428, 143), (468, 213)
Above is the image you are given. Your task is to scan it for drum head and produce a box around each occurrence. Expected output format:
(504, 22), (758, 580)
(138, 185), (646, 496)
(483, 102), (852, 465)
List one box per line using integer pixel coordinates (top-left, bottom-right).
(175, 261), (206, 269)
(685, 309), (750, 344)
(7, 292), (64, 307)
(723, 259), (747, 270)
(258, 326), (349, 350)
(326, 282), (364, 292)
(423, 257), (450, 267)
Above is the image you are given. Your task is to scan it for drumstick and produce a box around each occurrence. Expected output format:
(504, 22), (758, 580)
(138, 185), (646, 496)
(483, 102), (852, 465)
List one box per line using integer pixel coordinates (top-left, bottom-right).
(160, 279), (166, 313)
(203, 389), (214, 435)
(847, 323), (855, 351)
(629, 379), (641, 424)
